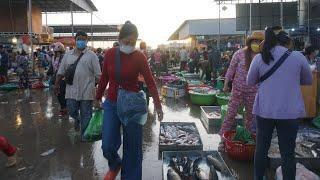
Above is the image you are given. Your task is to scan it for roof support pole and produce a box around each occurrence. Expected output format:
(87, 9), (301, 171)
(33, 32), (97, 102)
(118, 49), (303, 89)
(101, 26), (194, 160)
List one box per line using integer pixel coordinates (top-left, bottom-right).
(91, 12), (93, 47)
(71, 3), (74, 37)
(280, 0), (283, 27)
(28, 0), (34, 72)
(218, 0), (221, 51)
(249, 0), (252, 33)
(307, 0), (310, 43)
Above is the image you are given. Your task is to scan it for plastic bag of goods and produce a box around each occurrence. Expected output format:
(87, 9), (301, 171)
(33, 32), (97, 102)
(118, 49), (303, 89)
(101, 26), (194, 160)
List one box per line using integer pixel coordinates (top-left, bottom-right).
(275, 163), (320, 180)
(84, 110), (103, 142)
(233, 125), (255, 144)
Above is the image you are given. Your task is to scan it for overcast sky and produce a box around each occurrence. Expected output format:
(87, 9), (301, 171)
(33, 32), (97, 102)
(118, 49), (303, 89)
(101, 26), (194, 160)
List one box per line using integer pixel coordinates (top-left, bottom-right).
(43, 0), (236, 48)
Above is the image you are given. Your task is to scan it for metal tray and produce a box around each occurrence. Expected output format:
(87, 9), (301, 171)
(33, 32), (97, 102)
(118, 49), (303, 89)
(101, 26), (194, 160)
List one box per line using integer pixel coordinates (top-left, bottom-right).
(268, 128), (320, 171)
(159, 122), (203, 153)
(162, 150), (235, 180)
(200, 106), (243, 134)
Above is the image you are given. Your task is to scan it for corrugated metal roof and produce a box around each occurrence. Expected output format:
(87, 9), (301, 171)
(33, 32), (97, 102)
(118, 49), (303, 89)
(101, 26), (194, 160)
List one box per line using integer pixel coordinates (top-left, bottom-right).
(169, 18), (245, 41)
(2, 0), (97, 12)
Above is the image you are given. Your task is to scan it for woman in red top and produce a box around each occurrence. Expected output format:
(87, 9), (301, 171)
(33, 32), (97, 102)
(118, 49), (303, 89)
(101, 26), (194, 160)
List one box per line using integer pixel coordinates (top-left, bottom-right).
(96, 21), (163, 180)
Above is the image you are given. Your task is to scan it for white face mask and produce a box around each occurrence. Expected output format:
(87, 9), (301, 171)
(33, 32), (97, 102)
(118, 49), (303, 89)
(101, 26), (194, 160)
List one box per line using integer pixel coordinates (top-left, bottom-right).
(120, 45), (135, 54)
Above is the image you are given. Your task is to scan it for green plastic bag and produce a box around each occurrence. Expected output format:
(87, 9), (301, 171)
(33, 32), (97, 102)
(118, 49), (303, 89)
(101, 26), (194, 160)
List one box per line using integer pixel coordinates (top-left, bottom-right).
(233, 125), (255, 144)
(313, 116), (320, 129)
(84, 110), (103, 142)
(220, 105), (228, 122)
(220, 105), (244, 124)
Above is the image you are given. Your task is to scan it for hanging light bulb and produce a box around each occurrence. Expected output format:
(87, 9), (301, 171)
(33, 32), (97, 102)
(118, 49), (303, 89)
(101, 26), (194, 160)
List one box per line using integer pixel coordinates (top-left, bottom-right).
(12, 36), (17, 44)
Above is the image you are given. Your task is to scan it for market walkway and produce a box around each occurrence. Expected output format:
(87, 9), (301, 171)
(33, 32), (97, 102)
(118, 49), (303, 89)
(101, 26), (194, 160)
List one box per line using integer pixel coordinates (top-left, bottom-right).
(0, 89), (253, 180)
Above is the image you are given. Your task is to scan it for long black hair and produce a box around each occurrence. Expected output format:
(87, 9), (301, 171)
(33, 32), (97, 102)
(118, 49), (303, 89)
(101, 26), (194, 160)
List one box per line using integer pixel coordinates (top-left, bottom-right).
(262, 27), (292, 65)
(261, 27), (277, 65)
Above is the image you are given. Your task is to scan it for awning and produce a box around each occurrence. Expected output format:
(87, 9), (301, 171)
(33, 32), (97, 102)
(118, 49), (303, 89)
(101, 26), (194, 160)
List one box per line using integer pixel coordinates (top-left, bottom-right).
(4, 0), (97, 13)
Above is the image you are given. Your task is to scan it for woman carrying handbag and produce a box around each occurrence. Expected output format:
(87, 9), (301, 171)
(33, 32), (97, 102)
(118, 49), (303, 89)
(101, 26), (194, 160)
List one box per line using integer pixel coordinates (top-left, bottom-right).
(96, 21), (163, 180)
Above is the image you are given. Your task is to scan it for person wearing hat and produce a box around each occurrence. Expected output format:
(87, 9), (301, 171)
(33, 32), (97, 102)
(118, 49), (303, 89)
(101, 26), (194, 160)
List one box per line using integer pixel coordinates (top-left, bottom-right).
(55, 31), (101, 139)
(219, 31), (264, 138)
(48, 42), (68, 116)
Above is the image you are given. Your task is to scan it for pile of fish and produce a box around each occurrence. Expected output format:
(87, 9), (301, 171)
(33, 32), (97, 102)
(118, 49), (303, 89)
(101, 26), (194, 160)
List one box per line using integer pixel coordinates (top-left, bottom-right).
(207, 112), (221, 119)
(269, 129), (320, 158)
(160, 125), (201, 146)
(167, 155), (228, 180)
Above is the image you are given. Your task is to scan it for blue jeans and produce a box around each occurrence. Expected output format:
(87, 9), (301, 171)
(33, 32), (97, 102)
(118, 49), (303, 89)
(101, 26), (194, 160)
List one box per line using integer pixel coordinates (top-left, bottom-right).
(254, 116), (299, 180)
(66, 99), (93, 136)
(102, 100), (143, 180)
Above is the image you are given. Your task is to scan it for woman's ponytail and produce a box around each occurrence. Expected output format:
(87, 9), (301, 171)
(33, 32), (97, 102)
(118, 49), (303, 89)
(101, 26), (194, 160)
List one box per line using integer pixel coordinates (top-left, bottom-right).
(261, 27), (277, 65)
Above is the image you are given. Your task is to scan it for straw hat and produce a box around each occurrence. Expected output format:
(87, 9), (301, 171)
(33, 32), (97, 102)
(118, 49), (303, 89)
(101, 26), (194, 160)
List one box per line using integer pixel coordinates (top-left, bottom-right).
(52, 42), (65, 52)
(247, 31), (264, 41)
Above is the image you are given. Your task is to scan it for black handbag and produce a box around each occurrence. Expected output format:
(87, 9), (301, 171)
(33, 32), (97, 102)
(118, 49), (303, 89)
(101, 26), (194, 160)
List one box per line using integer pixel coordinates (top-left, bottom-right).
(65, 53), (84, 85)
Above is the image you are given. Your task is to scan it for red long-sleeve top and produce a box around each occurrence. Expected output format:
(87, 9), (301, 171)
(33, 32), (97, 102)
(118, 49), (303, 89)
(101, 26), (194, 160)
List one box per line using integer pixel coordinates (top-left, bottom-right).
(96, 48), (162, 109)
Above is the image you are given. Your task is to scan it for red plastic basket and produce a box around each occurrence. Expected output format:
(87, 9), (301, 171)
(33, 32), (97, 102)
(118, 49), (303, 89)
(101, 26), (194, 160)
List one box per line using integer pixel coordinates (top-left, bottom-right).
(223, 131), (256, 161)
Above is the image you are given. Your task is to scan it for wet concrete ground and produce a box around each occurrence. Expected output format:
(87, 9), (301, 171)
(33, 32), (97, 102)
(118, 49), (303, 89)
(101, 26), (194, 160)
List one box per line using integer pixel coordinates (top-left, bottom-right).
(0, 88), (253, 180)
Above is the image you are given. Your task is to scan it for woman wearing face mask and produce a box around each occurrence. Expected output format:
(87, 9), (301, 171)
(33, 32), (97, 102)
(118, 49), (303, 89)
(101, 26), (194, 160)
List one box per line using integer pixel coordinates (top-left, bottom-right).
(96, 21), (163, 180)
(219, 31), (264, 138)
(49, 42), (67, 116)
(247, 27), (312, 180)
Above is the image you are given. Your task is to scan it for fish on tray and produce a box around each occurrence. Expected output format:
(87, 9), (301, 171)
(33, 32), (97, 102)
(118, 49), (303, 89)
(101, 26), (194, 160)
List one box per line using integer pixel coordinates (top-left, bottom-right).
(167, 155), (225, 180)
(207, 112), (221, 119)
(192, 157), (210, 180)
(160, 125), (200, 146)
(207, 155), (228, 174)
(167, 168), (182, 180)
(209, 165), (219, 180)
(194, 168), (209, 180)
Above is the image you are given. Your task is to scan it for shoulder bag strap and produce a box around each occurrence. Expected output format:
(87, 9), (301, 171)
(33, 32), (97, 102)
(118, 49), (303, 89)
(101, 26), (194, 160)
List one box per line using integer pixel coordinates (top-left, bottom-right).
(74, 52), (84, 66)
(115, 48), (121, 84)
(259, 50), (292, 83)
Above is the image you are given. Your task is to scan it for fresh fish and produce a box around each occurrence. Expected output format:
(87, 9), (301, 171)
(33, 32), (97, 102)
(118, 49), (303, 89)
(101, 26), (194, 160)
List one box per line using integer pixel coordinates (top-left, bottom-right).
(178, 134), (186, 138)
(169, 157), (181, 173)
(167, 168), (182, 180)
(192, 157), (203, 174)
(182, 157), (192, 175)
(195, 167), (209, 180)
(209, 165), (219, 180)
(207, 155), (227, 173)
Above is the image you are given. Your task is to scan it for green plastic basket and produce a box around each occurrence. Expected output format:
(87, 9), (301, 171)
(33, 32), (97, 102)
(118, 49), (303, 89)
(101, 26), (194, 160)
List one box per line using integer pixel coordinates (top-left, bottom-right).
(0, 83), (19, 91)
(189, 91), (217, 106)
(216, 93), (230, 106)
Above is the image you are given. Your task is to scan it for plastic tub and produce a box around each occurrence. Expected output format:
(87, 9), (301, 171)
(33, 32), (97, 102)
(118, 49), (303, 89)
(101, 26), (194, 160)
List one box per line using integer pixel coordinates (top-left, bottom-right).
(0, 83), (19, 91)
(216, 92), (230, 106)
(223, 131), (256, 161)
(189, 89), (217, 106)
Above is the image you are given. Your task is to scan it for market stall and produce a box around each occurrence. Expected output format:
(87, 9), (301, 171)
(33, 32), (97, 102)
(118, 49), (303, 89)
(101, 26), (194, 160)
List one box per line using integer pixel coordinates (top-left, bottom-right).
(301, 71), (319, 118)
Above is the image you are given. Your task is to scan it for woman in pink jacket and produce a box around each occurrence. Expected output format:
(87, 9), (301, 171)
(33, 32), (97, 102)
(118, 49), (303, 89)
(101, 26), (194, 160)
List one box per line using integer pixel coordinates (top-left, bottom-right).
(219, 32), (264, 137)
